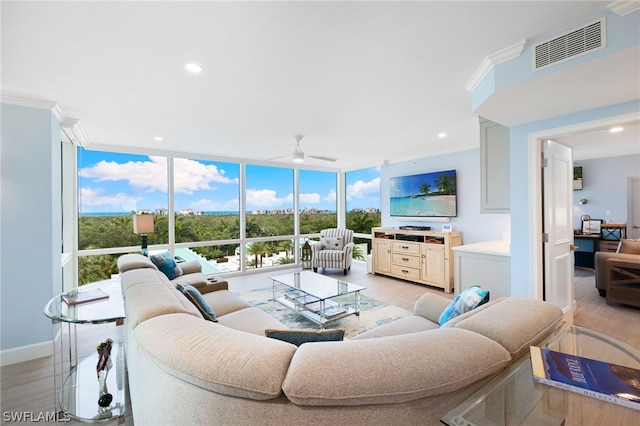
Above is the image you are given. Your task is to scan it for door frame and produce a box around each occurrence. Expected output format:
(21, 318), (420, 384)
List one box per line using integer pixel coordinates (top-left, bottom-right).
(527, 112), (640, 307)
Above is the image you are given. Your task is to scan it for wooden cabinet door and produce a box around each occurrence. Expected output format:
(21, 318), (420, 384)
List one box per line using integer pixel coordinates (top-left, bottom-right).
(373, 239), (392, 274)
(421, 245), (445, 286)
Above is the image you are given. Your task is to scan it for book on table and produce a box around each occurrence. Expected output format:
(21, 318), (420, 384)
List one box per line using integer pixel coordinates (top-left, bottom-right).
(530, 346), (640, 411)
(62, 288), (109, 306)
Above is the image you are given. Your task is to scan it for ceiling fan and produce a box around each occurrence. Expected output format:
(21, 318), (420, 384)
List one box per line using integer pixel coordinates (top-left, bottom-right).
(267, 135), (338, 163)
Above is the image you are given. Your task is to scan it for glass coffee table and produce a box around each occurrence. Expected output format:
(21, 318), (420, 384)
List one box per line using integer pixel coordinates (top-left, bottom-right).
(270, 271), (366, 327)
(441, 322), (640, 425)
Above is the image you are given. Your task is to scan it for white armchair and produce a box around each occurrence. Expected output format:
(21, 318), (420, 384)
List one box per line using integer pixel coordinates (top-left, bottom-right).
(311, 228), (355, 275)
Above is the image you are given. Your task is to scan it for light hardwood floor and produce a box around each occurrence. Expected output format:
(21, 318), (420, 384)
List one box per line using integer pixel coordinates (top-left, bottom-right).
(1, 264), (638, 425)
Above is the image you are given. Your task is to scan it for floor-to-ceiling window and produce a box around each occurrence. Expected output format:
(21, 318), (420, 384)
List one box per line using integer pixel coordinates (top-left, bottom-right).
(72, 147), (379, 284)
(346, 166), (381, 257)
(77, 148), (168, 283)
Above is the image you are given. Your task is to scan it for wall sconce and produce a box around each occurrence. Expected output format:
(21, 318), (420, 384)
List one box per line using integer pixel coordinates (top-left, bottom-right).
(133, 214), (154, 256)
(579, 199), (588, 205)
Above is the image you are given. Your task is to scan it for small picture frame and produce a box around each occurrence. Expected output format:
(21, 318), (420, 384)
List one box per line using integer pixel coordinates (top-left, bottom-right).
(581, 219), (602, 235)
(442, 224), (452, 232)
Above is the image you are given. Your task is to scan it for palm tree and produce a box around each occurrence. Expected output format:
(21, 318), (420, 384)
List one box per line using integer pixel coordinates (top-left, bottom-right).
(436, 173), (456, 195)
(246, 241), (268, 268)
(419, 182), (431, 195)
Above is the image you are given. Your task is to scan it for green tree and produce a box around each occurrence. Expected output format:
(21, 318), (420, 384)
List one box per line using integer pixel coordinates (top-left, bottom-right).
(419, 182), (431, 195)
(436, 173), (456, 195)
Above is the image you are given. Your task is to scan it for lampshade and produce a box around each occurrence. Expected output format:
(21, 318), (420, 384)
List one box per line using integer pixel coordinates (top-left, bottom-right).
(133, 214), (154, 234)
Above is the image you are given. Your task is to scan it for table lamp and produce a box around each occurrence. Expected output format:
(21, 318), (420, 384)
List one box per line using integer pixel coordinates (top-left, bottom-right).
(133, 214), (154, 256)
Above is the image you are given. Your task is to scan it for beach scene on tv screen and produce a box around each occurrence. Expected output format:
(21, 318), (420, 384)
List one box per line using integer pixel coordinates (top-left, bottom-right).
(390, 170), (456, 217)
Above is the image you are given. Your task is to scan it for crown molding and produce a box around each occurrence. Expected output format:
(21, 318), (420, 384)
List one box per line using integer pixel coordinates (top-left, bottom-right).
(608, 1), (640, 16)
(465, 40), (527, 92)
(1, 95), (64, 121)
(61, 117), (89, 147)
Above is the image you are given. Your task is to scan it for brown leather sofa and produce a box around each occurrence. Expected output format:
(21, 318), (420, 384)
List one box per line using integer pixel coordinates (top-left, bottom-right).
(594, 239), (640, 297)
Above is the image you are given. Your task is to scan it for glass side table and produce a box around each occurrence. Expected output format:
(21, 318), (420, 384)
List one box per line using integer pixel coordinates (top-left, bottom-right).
(44, 279), (126, 423)
(441, 323), (640, 426)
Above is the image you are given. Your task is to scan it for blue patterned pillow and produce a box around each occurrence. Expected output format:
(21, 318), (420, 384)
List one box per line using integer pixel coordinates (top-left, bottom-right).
(439, 286), (490, 325)
(265, 329), (344, 346)
(176, 284), (217, 322)
(150, 252), (183, 280)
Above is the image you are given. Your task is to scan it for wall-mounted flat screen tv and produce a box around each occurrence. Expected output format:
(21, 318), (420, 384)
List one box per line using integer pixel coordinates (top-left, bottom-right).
(390, 170), (457, 218)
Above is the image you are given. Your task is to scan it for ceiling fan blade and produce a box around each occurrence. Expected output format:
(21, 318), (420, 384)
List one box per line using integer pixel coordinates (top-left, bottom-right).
(308, 154), (338, 162)
(263, 153), (291, 162)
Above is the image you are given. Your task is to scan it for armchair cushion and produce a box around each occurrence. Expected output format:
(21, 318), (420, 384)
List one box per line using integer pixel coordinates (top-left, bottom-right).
(618, 239), (640, 254)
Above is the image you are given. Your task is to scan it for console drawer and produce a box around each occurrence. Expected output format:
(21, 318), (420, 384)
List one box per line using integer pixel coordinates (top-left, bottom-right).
(390, 264), (420, 281)
(392, 253), (420, 268)
(392, 241), (420, 255)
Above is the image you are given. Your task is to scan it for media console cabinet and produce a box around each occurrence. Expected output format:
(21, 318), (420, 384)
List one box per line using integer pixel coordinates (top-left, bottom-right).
(371, 227), (462, 293)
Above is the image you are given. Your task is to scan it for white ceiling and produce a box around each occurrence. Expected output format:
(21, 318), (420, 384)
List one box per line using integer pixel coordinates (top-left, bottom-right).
(2, 1), (638, 170)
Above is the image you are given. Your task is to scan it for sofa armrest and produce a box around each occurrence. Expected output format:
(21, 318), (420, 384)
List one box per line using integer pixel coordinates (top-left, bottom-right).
(179, 260), (202, 274)
(413, 293), (452, 324)
(196, 281), (229, 294)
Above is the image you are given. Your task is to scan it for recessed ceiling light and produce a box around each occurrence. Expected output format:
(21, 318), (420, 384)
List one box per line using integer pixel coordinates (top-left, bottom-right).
(438, 132), (447, 138)
(153, 136), (163, 141)
(609, 126), (624, 133)
(185, 63), (203, 73)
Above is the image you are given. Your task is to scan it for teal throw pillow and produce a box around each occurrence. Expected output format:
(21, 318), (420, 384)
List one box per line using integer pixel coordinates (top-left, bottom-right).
(150, 252), (184, 280)
(176, 284), (217, 322)
(439, 285), (490, 325)
(265, 328), (345, 346)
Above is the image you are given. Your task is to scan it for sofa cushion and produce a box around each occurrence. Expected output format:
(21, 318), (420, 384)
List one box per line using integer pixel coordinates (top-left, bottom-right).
(352, 315), (439, 340)
(134, 313), (297, 401)
(150, 252), (184, 280)
(413, 293), (454, 324)
(618, 239), (640, 254)
(177, 284), (217, 322)
(282, 327), (511, 406)
(117, 253), (158, 273)
(123, 278), (202, 328)
(452, 296), (563, 358)
(202, 289), (252, 317)
(439, 286), (490, 325)
(216, 307), (288, 335)
(265, 328), (345, 346)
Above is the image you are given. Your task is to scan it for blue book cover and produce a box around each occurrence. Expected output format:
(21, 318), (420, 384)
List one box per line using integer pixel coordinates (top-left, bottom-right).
(530, 346), (640, 411)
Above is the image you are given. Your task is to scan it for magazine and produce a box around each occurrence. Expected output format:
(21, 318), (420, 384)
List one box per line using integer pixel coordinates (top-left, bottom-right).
(530, 346), (640, 411)
(62, 288), (109, 306)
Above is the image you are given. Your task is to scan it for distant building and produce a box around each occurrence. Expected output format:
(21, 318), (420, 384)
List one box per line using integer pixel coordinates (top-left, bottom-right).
(156, 209), (168, 216)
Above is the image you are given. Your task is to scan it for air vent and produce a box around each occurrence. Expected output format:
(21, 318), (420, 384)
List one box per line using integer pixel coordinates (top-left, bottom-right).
(533, 17), (606, 71)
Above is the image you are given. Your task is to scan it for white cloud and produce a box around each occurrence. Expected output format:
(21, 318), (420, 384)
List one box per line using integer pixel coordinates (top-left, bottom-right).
(246, 189), (293, 208)
(78, 157), (238, 194)
(347, 177), (380, 200)
(190, 198), (239, 211)
(300, 192), (321, 203)
(79, 187), (140, 211)
(174, 158), (238, 194)
(325, 189), (337, 202)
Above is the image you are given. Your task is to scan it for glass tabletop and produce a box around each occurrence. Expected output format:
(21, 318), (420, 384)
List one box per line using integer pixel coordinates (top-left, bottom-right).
(270, 271), (365, 300)
(441, 323), (640, 425)
(44, 279), (125, 324)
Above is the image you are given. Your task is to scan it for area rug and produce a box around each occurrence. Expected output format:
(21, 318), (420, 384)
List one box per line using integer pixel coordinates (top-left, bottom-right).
(238, 287), (412, 339)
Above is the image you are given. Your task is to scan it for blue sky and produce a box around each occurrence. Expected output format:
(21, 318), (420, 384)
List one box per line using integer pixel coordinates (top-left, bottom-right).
(78, 149), (380, 214)
(389, 170), (456, 198)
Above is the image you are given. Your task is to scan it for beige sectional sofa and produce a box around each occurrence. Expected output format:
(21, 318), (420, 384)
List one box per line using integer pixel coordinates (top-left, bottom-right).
(117, 254), (563, 425)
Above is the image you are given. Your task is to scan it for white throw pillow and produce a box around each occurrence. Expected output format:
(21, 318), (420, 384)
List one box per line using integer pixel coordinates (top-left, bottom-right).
(321, 236), (344, 250)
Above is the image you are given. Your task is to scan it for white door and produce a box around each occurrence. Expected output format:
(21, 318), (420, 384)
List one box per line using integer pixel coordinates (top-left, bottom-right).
(629, 177), (640, 239)
(542, 140), (574, 312)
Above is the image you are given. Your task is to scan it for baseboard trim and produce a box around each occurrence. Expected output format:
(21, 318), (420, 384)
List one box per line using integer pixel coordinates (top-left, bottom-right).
(1, 340), (53, 366)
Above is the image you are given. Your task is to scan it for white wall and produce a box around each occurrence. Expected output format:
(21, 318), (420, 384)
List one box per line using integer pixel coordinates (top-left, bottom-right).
(1, 103), (61, 355)
(380, 148), (510, 244)
(573, 154), (640, 228)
